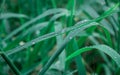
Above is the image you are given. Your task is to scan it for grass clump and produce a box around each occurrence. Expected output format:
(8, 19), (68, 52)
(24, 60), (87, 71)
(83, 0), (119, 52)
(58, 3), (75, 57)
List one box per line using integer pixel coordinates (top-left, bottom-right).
(0, 0), (120, 75)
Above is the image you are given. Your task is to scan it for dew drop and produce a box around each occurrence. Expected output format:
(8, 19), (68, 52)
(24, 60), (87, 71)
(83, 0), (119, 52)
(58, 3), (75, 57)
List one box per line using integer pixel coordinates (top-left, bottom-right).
(69, 37), (72, 40)
(36, 30), (40, 35)
(32, 42), (35, 45)
(19, 41), (25, 46)
(81, 20), (88, 23)
(83, 19), (88, 22)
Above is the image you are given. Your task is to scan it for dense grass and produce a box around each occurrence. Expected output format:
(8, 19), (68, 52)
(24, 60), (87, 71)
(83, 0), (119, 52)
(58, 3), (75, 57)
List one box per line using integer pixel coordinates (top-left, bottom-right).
(0, 0), (120, 75)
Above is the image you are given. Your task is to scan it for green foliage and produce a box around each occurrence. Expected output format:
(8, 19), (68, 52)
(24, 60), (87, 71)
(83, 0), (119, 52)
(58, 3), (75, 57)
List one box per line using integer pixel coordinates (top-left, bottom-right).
(0, 0), (120, 75)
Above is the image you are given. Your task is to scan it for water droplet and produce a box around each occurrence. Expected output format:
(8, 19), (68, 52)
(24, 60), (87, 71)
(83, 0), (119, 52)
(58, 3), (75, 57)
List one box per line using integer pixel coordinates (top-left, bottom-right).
(81, 20), (88, 23)
(77, 20), (89, 25)
(19, 41), (25, 46)
(83, 19), (88, 22)
(69, 37), (72, 40)
(36, 30), (40, 35)
(32, 42), (35, 45)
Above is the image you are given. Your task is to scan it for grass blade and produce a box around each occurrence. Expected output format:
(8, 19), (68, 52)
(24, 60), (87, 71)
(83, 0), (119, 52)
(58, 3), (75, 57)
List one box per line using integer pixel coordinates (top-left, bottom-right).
(0, 13), (29, 19)
(5, 3), (119, 55)
(38, 22), (99, 75)
(0, 48), (21, 75)
(2, 8), (68, 42)
(66, 45), (120, 67)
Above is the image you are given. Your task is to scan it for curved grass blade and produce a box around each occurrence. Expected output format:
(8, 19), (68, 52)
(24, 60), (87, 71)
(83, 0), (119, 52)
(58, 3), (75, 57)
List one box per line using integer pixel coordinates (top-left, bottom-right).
(96, 64), (112, 75)
(0, 13), (29, 19)
(50, 12), (67, 21)
(82, 5), (114, 35)
(95, 3), (119, 21)
(66, 39), (87, 75)
(5, 3), (119, 55)
(38, 22), (99, 75)
(88, 33), (114, 69)
(102, 27), (113, 47)
(2, 8), (68, 42)
(103, 64), (112, 75)
(3, 22), (49, 50)
(4, 12), (67, 49)
(54, 22), (65, 71)
(20, 22), (49, 37)
(6, 21), (99, 56)
(66, 45), (120, 67)
(22, 12), (67, 67)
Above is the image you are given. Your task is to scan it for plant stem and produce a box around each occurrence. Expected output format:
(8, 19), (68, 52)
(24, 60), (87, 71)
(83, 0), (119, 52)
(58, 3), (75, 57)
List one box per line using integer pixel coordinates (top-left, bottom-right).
(0, 49), (21, 75)
(38, 39), (68, 75)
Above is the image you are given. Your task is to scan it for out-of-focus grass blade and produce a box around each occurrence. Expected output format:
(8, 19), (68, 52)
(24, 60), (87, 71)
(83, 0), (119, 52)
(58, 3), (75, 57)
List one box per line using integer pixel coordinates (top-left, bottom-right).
(96, 64), (112, 75)
(22, 12), (67, 67)
(51, 0), (57, 8)
(0, 13), (29, 19)
(5, 3), (119, 55)
(102, 27), (113, 47)
(21, 62), (41, 75)
(103, 64), (112, 75)
(66, 39), (86, 75)
(23, 11), (67, 66)
(2, 8), (68, 42)
(82, 4), (118, 35)
(115, 68), (120, 75)
(6, 21), (99, 55)
(2, 19), (10, 34)
(66, 45), (120, 67)
(51, 21), (65, 71)
(4, 12), (67, 49)
(0, 48), (21, 75)
(20, 22), (48, 37)
(38, 22), (99, 75)
(89, 26), (113, 47)
(3, 22), (49, 50)
(67, 0), (75, 26)
(50, 12), (67, 21)
(91, 32), (107, 43)
(88, 32), (113, 69)
(95, 3), (119, 21)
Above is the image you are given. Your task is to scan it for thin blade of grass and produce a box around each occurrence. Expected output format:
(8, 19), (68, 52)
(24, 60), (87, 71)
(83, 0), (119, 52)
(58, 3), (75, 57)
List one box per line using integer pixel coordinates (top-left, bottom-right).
(5, 3), (119, 58)
(0, 13), (29, 19)
(2, 8), (68, 42)
(51, 21), (65, 71)
(6, 21), (99, 55)
(0, 48), (21, 75)
(38, 22), (99, 75)
(66, 45), (120, 67)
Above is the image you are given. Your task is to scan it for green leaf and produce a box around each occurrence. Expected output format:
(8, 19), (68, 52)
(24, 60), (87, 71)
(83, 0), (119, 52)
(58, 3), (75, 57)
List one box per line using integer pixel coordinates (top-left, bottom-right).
(66, 45), (120, 67)
(0, 13), (29, 19)
(2, 8), (68, 42)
